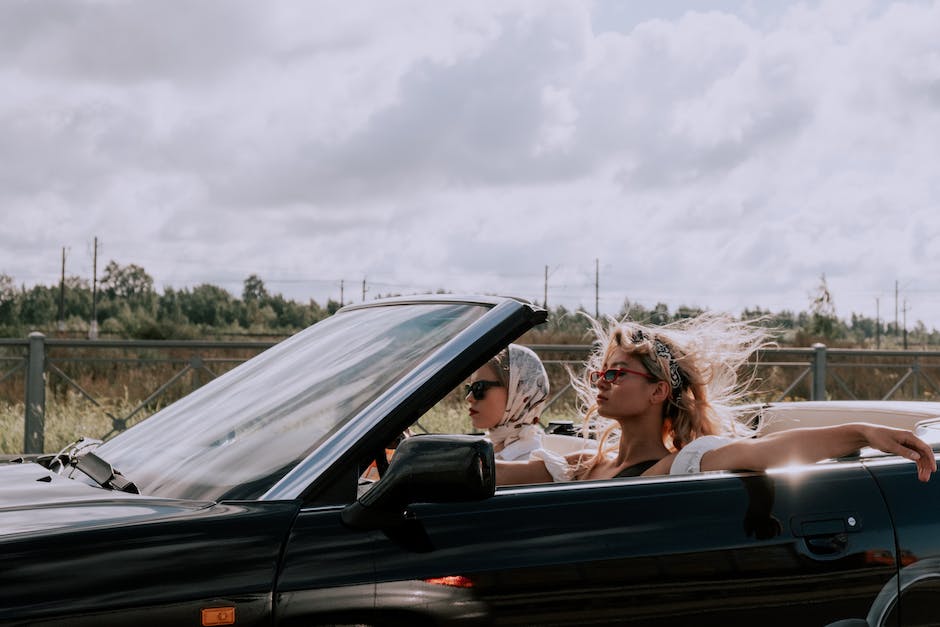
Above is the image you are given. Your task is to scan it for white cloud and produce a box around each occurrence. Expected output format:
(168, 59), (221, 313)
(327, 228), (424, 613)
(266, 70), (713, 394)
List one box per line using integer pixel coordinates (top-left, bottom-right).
(1, 0), (939, 328)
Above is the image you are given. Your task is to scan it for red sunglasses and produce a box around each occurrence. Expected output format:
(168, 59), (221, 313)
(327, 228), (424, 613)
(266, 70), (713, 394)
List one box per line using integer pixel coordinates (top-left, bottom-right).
(589, 367), (656, 385)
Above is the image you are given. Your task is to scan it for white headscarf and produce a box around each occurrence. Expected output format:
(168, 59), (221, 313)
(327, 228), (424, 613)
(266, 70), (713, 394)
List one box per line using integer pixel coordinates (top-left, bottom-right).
(486, 344), (549, 456)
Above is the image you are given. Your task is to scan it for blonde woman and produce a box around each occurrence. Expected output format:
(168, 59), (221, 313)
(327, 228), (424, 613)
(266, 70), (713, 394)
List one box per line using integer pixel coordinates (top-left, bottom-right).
(498, 313), (936, 484)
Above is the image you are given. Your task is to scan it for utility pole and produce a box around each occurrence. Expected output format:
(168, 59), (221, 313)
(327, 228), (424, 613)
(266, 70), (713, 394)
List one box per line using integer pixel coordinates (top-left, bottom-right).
(89, 236), (99, 340)
(544, 265), (548, 309)
(362, 277), (367, 302)
(895, 280), (899, 337)
(57, 247), (66, 332)
(903, 300), (909, 349)
(340, 280), (344, 306)
(594, 258), (599, 318)
(875, 297), (881, 349)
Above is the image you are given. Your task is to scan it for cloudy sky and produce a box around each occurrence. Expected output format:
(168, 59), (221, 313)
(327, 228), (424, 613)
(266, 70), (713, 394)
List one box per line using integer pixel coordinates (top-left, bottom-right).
(1, 0), (939, 328)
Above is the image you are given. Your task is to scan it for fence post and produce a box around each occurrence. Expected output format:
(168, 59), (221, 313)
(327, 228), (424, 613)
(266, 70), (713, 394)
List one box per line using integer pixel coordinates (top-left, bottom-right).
(190, 354), (203, 392)
(811, 343), (827, 401)
(25, 332), (46, 454)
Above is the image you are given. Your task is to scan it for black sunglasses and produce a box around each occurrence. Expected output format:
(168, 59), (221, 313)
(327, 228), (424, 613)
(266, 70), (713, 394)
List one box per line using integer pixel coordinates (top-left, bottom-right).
(465, 380), (502, 400)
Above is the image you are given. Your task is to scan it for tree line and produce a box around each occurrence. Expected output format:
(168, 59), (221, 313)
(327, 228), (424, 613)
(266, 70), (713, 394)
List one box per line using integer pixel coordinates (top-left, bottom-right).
(1, 264), (937, 347)
(0, 262), (341, 339)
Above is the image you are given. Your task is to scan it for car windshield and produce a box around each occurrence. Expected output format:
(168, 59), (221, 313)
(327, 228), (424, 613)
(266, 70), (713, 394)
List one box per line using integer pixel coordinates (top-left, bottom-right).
(87, 303), (488, 501)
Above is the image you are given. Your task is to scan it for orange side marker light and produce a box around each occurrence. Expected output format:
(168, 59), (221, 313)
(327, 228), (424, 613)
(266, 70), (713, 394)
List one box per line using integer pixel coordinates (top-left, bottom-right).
(202, 606), (236, 626)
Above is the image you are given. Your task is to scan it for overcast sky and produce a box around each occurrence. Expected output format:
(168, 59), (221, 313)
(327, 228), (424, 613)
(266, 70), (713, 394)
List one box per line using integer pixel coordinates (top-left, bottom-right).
(1, 0), (939, 328)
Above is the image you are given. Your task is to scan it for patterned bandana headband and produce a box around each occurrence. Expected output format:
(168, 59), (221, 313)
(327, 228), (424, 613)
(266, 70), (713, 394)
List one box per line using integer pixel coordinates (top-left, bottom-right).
(632, 330), (684, 400)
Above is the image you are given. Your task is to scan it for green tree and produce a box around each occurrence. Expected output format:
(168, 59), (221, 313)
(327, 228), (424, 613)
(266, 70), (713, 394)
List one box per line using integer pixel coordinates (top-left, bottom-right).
(773, 310), (799, 330)
(242, 274), (270, 303)
(241, 275), (272, 327)
(101, 261), (155, 301)
(63, 276), (92, 321)
(616, 299), (648, 321)
(307, 299), (327, 324)
(19, 285), (56, 326)
(268, 293), (314, 329)
(649, 302), (671, 326)
(157, 287), (186, 324)
(850, 313), (877, 344)
(0, 273), (16, 325)
(179, 284), (237, 326)
(809, 274), (838, 338)
(99, 262), (156, 327)
(675, 305), (705, 320)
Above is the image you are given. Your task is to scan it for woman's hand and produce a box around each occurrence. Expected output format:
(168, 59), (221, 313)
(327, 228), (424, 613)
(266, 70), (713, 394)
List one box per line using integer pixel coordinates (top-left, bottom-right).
(861, 424), (937, 482)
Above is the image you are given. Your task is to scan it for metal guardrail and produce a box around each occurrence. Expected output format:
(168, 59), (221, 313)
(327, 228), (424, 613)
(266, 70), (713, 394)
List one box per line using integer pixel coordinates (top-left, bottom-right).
(1, 333), (276, 454)
(534, 343), (940, 410)
(3, 334), (940, 454)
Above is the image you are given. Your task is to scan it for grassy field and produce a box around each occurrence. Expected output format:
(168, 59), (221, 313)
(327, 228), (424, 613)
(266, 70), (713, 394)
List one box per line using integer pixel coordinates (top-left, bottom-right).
(1, 392), (155, 455)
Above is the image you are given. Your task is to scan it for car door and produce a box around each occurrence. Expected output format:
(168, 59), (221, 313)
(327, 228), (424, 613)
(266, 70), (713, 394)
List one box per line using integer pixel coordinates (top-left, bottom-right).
(370, 460), (900, 626)
(0, 499), (298, 627)
(863, 457), (940, 627)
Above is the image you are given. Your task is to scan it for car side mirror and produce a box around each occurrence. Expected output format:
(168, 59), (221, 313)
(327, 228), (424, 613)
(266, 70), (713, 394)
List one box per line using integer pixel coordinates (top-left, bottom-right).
(341, 434), (495, 530)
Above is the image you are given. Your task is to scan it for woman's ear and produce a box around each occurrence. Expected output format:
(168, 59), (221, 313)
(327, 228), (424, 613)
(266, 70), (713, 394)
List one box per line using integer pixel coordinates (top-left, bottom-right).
(650, 380), (670, 404)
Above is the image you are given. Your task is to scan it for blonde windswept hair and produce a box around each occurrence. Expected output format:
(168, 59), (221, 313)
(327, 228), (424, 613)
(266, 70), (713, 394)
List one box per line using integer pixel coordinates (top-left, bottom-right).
(571, 311), (773, 465)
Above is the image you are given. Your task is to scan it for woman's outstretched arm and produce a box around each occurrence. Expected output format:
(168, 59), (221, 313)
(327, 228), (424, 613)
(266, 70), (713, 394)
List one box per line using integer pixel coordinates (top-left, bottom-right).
(495, 459), (554, 485)
(699, 423), (937, 482)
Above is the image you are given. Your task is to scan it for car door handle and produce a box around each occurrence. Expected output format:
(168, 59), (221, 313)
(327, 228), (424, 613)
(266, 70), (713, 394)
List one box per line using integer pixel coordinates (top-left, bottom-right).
(791, 513), (861, 557)
(791, 513), (862, 537)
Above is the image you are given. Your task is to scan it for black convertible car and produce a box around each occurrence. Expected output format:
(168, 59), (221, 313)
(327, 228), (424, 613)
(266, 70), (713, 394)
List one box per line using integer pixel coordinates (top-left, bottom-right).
(2, 295), (939, 626)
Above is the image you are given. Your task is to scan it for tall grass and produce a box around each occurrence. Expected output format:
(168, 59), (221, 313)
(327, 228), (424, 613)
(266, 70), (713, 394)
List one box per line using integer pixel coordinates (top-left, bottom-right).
(0, 376), (582, 455)
(1, 392), (158, 455)
(0, 401), (24, 453)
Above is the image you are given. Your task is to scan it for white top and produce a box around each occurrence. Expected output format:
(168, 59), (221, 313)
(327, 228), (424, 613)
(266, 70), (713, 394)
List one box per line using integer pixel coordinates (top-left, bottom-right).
(495, 432), (543, 462)
(670, 435), (732, 475)
(528, 446), (577, 482)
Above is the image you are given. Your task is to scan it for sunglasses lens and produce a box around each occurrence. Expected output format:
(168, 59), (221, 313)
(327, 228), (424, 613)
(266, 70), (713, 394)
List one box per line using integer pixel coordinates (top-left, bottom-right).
(591, 369), (622, 385)
(466, 380), (502, 400)
(465, 382), (485, 400)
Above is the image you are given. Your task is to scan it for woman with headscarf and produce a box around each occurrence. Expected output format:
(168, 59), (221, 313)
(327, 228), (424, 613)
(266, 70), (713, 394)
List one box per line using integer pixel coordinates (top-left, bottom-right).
(465, 343), (549, 461)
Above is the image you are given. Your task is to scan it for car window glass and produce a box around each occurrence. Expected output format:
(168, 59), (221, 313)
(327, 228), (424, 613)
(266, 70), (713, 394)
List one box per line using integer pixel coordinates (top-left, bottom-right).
(88, 303), (488, 501)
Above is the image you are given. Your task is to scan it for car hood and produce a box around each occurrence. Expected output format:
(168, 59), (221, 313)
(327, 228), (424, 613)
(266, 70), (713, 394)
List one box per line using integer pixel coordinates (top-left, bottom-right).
(0, 462), (212, 539)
